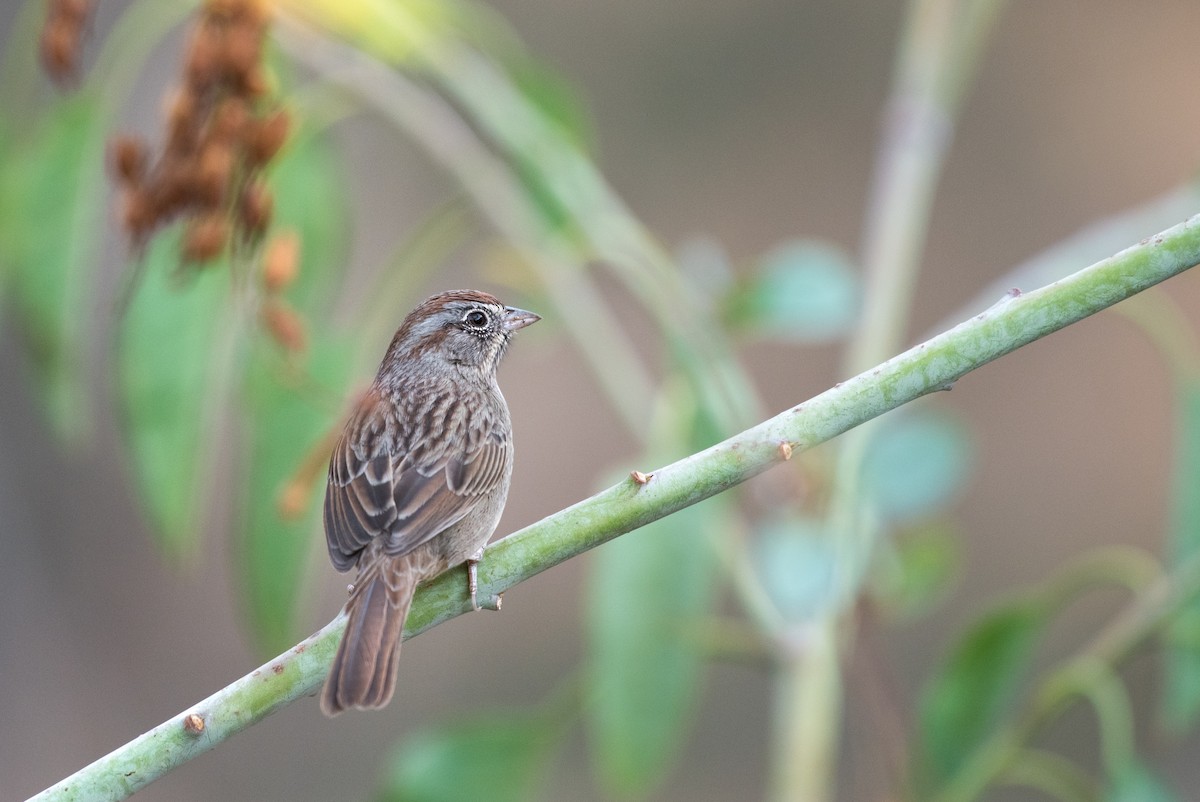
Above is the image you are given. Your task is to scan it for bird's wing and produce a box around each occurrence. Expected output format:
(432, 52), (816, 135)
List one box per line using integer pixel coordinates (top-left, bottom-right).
(323, 392), (510, 571)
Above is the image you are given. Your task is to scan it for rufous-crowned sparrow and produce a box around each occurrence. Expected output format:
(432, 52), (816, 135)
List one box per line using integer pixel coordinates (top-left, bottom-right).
(320, 289), (539, 715)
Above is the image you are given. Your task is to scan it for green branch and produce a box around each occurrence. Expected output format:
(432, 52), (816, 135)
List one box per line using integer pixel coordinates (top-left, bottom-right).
(29, 214), (1200, 802)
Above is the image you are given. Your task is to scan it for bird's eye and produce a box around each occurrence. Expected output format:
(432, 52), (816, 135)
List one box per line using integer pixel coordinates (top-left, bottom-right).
(463, 309), (490, 328)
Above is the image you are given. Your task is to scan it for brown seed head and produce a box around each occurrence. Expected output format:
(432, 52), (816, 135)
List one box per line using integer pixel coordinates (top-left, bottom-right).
(185, 25), (221, 90)
(245, 110), (289, 166)
(222, 24), (261, 78)
(40, 22), (78, 82)
(205, 0), (241, 21)
(262, 231), (301, 293)
(194, 143), (235, 206)
(276, 480), (310, 520)
(240, 65), (270, 98)
(239, 182), (273, 236)
(261, 300), (307, 352)
(121, 188), (154, 239)
(110, 136), (147, 185)
(153, 163), (196, 215)
(58, 0), (92, 22)
(240, 0), (272, 28)
(183, 214), (229, 262)
(165, 90), (199, 155)
(211, 97), (250, 142)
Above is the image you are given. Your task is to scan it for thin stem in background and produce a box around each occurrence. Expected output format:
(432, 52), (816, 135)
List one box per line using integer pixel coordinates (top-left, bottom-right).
(778, 2), (1008, 799)
(29, 213), (1200, 802)
(849, 0), (1005, 375)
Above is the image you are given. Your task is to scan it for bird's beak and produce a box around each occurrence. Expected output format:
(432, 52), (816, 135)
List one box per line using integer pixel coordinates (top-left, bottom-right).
(502, 306), (541, 331)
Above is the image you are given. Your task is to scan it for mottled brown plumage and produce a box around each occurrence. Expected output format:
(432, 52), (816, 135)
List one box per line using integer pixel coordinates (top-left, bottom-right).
(320, 290), (538, 715)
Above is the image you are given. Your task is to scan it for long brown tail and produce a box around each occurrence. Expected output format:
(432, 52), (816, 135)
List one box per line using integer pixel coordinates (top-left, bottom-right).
(320, 557), (419, 716)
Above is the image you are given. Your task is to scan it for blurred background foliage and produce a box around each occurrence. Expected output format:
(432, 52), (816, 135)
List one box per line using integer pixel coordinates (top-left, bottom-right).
(4, 1), (1200, 801)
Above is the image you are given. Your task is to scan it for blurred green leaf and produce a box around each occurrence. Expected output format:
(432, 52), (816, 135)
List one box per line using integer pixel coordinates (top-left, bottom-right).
(754, 516), (839, 622)
(437, 0), (593, 154)
(511, 155), (575, 238)
(379, 711), (561, 802)
(918, 598), (1048, 791)
(510, 59), (593, 152)
(862, 411), (972, 524)
(0, 0), (45, 144)
(235, 126), (350, 653)
(1105, 760), (1179, 802)
(587, 498), (719, 797)
(1162, 378), (1200, 731)
(238, 337), (350, 654)
(116, 235), (235, 558)
(0, 93), (107, 440)
(264, 128), (347, 314)
(728, 240), (859, 342)
(874, 522), (962, 618)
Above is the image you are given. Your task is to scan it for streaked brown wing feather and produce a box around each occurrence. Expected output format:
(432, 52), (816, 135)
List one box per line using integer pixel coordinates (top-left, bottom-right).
(325, 431), (387, 571)
(446, 436), (508, 495)
(324, 398), (510, 571)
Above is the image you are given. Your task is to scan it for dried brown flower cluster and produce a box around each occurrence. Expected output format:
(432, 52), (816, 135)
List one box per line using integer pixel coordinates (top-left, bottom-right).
(259, 230), (306, 352)
(41, 0), (312, 355)
(110, 0), (290, 263)
(41, 0), (93, 83)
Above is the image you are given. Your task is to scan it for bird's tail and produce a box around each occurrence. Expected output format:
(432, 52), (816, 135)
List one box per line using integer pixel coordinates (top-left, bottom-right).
(320, 557), (419, 716)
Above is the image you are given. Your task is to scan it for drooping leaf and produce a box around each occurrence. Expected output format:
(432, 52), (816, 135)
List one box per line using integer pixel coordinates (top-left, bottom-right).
(586, 498), (720, 797)
(238, 336), (351, 654)
(116, 234), (235, 558)
(728, 239), (860, 342)
(378, 711), (562, 802)
(917, 598), (1048, 792)
(0, 93), (108, 440)
(1161, 378), (1200, 731)
(1105, 760), (1180, 802)
(861, 410), (972, 524)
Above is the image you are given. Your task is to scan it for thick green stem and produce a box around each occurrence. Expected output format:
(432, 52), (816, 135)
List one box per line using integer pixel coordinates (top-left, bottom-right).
(769, 620), (842, 802)
(30, 214), (1200, 802)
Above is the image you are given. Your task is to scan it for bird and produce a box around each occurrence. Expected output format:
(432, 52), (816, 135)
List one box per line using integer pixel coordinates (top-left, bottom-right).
(320, 289), (539, 715)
